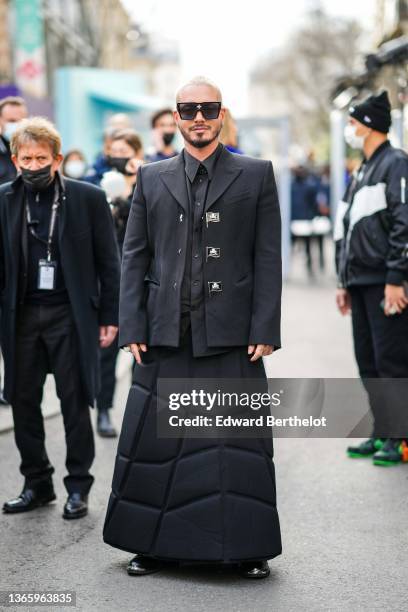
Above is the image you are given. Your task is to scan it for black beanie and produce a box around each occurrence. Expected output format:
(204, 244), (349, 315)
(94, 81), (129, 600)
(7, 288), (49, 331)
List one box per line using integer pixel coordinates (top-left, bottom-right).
(349, 90), (392, 134)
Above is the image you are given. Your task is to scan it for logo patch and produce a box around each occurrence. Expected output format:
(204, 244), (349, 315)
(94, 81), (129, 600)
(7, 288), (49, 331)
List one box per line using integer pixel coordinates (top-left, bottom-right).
(206, 211), (220, 226)
(208, 281), (222, 293)
(206, 246), (220, 259)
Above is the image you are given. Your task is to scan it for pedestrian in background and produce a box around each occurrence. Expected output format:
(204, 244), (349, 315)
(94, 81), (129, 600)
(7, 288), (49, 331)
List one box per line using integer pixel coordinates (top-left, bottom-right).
(97, 128), (144, 437)
(62, 149), (88, 180)
(147, 107), (178, 161)
(290, 164), (319, 274)
(0, 96), (28, 406)
(0, 96), (27, 186)
(0, 117), (120, 519)
(335, 90), (408, 466)
(219, 108), (243, 154)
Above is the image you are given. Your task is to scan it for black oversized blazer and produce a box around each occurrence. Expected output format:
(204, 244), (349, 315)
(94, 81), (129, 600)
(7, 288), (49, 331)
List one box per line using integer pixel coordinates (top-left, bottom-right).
(0, 173), (120, 405)
(119, 145), (282, 350)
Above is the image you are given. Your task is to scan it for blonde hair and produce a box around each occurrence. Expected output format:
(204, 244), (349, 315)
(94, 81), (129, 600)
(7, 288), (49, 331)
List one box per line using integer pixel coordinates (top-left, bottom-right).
(11, 116), (62, 157)
(220, 109), (238, 148)
(176, 76), (222, 103)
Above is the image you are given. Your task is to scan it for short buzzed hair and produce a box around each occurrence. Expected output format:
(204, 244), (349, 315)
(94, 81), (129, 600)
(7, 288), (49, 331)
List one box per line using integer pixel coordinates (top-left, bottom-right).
(10, 116), (62, 157)
(176, 76), (222, 103)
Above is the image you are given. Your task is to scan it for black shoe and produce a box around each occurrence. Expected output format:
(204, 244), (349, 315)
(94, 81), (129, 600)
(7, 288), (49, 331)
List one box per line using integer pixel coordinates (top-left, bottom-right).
(373, 439), (403, 466)
(0, 392), (9, 406)
(347, 438), (384, 458)
(127, 554), (163, 576)
(63, 493), (88, 520)
(238, 560), (270, 579)
(3, 483), (56, 514)
(97, 409), (117, 438)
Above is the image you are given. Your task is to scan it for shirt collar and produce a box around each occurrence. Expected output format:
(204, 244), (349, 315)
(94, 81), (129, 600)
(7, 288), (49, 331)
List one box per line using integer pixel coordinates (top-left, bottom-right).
(184, 142), (223, 182)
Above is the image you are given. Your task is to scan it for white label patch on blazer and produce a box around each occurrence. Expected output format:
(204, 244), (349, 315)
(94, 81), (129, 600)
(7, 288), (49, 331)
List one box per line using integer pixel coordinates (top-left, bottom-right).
(348, 183), (387, 233)
(333, 200), (350, 241)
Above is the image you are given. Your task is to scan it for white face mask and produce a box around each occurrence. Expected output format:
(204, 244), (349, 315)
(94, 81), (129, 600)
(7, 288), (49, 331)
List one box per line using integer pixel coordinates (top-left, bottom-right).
(100, 170), (127, 200)
(2, 122), (19, 141)
(64, 159), (86, 179)
(344, 124), (366, 150)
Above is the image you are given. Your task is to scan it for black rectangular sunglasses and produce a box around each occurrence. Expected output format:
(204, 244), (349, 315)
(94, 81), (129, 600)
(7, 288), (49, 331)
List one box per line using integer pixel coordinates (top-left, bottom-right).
(177, 102), (221, 120)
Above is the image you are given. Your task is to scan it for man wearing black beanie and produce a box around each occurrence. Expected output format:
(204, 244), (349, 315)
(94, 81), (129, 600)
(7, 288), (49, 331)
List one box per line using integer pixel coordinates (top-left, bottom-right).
(335, 90), (408, 466)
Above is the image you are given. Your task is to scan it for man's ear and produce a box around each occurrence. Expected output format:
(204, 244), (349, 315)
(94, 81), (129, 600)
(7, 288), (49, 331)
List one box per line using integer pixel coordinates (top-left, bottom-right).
(11, 154), (20, 171)
(53, 153), (64, 170)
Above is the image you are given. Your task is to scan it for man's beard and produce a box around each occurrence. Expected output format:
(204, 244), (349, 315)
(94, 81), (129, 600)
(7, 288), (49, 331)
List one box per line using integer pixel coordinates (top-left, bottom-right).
(179, 124), (221, 149)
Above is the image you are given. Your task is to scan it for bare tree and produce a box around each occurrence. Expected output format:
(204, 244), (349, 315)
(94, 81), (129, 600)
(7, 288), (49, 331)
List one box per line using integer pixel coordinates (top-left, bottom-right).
(251, 5), (364, 152)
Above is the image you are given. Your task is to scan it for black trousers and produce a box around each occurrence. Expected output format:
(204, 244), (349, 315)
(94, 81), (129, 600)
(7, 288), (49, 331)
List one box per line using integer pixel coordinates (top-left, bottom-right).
(96, 337), (119, 411)
(11, 303), (94, 495)
(349, 284), (408, 438)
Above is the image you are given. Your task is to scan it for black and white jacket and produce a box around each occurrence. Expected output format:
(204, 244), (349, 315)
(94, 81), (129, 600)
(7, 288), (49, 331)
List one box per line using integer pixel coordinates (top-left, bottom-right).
(335, 141), (408, 288)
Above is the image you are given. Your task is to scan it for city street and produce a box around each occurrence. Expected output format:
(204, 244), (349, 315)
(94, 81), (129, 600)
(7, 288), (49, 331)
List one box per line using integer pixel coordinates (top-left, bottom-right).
(1, 253), (407, 611)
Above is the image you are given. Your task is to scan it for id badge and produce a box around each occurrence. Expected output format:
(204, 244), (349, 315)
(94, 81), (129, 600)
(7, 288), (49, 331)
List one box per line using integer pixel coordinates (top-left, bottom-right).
(38, 259), (57, 290)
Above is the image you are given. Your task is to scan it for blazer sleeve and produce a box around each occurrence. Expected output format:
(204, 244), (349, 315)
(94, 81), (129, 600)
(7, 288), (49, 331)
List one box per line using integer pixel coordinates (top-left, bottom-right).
(90, 188), (121, 326)
(248, 161), (282, 349)
(118, 166), (151, 346)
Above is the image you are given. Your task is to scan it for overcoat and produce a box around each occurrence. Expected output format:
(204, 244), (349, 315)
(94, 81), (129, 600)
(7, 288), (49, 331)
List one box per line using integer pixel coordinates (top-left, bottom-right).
(119, 146), (282, 350)
(0, 173), (120, 405)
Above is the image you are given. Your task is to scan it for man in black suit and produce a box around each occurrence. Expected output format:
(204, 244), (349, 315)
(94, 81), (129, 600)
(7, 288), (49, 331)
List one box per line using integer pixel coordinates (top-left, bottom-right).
(0, 117), (120, 519)
(103, 77), (282, 578)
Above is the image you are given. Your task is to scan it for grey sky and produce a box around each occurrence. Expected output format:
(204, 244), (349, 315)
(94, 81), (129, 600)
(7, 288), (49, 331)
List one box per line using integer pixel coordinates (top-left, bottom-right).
(122, 0), (377, 113)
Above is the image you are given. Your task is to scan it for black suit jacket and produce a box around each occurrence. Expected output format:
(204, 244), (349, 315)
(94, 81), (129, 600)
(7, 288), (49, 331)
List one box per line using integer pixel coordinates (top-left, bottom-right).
(119, 145), (282, 349)
(0, 173), (120, 405)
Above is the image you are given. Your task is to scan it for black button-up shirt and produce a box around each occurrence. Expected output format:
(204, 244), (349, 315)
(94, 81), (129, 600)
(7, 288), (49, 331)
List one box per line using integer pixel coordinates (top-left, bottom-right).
(180, 143), (230, 357)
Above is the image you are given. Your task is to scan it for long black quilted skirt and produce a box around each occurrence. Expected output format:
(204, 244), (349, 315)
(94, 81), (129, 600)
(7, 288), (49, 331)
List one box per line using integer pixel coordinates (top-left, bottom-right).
(103, 329), (282, 563)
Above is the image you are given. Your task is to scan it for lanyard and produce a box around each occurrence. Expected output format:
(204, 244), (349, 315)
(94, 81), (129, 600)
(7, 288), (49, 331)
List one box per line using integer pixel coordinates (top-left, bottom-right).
(25, 182), (60, 262)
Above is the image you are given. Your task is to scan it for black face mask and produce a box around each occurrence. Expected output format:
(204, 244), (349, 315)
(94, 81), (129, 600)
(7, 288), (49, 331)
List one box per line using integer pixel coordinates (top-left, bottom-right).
(21, 164), (54, 191)
(108, 156), (135, 176)
(162, 132), (175, 146)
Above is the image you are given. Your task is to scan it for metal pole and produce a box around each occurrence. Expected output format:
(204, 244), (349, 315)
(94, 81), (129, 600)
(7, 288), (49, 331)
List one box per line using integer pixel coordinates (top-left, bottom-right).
(390, 108), (404, 148)
(330, 110), (346, 224)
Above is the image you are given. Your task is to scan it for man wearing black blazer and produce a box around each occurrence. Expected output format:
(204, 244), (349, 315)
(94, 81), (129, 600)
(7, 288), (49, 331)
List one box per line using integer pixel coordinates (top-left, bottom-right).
(103, 77), (282, 579)
(0, 117), (120, 519)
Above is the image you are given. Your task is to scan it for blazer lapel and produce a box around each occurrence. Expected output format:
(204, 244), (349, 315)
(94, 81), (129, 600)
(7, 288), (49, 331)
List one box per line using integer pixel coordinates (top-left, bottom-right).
(159, 153), (189, 213)
(57, 172), (67, 246)
(204, 147), (242, 213)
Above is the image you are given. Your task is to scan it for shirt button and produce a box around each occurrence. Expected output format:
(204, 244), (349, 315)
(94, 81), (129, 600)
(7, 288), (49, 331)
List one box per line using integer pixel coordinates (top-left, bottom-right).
(173, 281), (177, 289)
(193, 280), (199, 286)
(178, 248), (182, 255)
(196, 201), (201, 207)
(194, 253), (199, 258)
